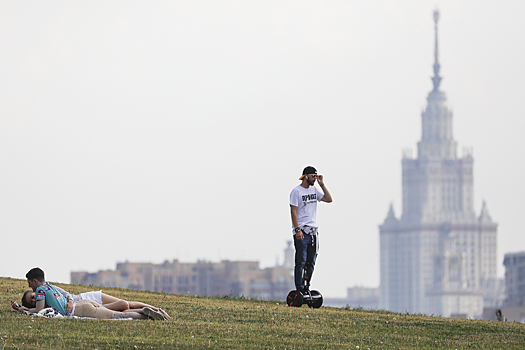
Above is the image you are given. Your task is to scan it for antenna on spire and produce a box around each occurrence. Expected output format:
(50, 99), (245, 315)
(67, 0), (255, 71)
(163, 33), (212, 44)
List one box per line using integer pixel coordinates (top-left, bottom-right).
(431, 10), (442, 91)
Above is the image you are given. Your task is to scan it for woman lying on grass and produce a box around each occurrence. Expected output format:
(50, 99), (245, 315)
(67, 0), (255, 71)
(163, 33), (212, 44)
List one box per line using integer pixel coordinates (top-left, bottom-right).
(19, 287), (170, 320)
(11, 267), (169, 321)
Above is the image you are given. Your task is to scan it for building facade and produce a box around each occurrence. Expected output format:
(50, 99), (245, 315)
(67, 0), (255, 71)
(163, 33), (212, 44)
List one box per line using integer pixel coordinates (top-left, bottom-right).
(503, 252), (525, 306)
(324, 286), (379, 309)
(481, 252), (525, 322)
(71, 242), (295, 301)
(379, 11), (500, 318)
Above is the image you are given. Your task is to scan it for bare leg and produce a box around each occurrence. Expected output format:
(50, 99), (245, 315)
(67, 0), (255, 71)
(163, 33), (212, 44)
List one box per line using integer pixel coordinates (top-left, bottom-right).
(101, 293), (153, 310)
(112, 310), (148, 320)
(127, 308), (171, 320)
(128, 302), (171, 319)
(102, 300), (130, 311)
(100, 293), (170, 319)
(128, 301), (157, 310)
(74, 300), (147, 320)
(101, 293), (129, 309)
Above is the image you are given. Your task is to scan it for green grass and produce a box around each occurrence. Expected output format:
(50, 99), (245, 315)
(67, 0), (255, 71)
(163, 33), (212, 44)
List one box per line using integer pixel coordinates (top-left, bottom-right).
(1, 277), (523, 349)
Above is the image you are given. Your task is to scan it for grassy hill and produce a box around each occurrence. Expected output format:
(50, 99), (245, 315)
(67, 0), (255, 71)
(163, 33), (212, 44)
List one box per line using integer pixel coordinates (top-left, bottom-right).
(1, 277), (523, 349)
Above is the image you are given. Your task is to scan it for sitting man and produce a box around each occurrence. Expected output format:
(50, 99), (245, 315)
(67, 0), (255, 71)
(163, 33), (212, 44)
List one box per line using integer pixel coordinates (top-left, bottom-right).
(11, 267), (168, 321)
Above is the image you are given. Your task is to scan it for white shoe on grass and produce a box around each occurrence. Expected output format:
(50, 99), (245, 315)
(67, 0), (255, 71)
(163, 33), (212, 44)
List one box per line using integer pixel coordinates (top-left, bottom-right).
(142, 307), (167, 321)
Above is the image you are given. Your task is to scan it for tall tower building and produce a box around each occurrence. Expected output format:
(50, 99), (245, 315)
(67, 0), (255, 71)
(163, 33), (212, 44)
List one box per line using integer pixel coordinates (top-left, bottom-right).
(379, 11), (499, 318)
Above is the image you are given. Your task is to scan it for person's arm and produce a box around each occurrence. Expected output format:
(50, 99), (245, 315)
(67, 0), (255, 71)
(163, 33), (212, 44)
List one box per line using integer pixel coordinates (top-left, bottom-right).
(317, 175), (332, 203)
(290, 205), (304, 241)
(34, 300), (45, 313)
(55, 286), (74, 314)
(31, 287), (47, 313)
(54, 286), (73, 300)
(15, 302), (41, 314)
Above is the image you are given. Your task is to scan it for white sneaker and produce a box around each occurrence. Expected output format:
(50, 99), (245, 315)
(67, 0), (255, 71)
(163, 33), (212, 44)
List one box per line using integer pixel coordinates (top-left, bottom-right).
(142, 307), (167, 321)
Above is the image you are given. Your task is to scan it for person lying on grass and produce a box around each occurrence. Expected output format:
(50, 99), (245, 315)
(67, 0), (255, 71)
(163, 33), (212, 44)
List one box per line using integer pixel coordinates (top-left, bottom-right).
(10, 267), (168, 321)
(18, 286), (170, 320)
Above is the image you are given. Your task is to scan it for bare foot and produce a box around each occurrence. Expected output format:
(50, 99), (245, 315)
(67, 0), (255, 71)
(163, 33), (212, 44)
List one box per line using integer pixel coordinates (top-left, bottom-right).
(159, 308), (171, 320)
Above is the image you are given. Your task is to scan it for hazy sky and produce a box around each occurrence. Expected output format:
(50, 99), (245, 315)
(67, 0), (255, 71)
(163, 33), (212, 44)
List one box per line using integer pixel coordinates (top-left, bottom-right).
(1, 1), (524, 298)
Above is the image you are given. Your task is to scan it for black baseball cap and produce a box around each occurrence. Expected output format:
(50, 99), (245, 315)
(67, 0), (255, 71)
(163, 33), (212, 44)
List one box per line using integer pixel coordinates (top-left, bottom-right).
(299, 166), (317, 180)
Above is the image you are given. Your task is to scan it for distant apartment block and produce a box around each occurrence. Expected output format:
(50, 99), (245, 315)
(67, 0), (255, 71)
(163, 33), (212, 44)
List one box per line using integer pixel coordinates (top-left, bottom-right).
(71, 242), (295, 301)
(324, 286), (379, 309)
(481, 252), (525, 323)
(503, 252), (525, 306)
(346, 286), (379, 309)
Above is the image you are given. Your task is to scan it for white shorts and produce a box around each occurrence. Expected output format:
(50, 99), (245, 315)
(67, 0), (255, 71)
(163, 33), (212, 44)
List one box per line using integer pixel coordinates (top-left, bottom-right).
(74, 290), (103, 305)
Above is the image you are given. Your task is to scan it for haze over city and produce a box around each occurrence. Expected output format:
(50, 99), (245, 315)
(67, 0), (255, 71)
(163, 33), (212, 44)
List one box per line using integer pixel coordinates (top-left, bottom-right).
(1, 1), (524, 298)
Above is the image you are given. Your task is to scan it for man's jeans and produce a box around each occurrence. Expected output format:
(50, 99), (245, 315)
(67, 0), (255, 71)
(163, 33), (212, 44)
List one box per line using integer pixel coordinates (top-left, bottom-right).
(294, 233), (318, 291)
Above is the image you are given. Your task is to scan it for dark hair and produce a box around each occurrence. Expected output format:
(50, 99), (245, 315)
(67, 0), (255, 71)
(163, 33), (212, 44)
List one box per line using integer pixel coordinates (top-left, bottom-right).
(25, 267), (45, 282)
(22, 289), (34, 308)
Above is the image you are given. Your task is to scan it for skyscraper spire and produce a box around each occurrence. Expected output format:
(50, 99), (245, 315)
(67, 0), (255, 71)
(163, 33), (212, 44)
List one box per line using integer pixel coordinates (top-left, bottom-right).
(418, 9), (456, 159)
(432, 10), (442, 91)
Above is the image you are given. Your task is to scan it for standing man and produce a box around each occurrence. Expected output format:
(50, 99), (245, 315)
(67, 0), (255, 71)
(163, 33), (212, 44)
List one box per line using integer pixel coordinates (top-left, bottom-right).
(289, 166), (332, 293)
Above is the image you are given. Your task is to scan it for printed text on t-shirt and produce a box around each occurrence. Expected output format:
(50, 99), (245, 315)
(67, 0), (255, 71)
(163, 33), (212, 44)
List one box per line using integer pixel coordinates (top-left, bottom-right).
(302, 193), (317, 203)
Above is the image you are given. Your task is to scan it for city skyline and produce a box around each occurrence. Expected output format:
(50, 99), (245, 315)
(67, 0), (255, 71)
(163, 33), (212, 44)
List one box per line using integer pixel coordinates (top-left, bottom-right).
(1, 1), (524, 298)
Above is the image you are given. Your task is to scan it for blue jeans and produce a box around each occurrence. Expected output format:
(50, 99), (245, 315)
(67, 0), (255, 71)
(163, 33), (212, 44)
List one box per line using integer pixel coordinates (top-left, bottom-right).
(294, 233), (318, 290)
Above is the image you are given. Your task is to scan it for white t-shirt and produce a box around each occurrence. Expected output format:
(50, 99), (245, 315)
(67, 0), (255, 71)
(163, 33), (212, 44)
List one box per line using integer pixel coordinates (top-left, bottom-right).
(54, 286), (104, 306)
(289, 184), (324, 231)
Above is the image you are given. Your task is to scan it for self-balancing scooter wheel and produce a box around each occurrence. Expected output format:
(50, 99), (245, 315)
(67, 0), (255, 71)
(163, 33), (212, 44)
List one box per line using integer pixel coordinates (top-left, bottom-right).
(308, 290), (323, 308)
(286, 290), (303, 307)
